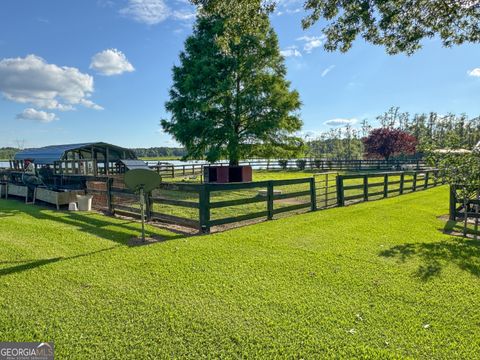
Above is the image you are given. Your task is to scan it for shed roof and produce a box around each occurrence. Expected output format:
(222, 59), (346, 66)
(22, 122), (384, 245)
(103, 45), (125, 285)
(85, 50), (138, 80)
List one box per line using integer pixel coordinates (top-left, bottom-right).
(117, 159), (150, 170)
(14, 142), (137, 164)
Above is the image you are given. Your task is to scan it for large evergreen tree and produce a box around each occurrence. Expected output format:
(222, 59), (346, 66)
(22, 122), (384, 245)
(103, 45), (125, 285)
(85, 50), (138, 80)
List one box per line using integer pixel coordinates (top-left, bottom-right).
(161, 11), (302, 166)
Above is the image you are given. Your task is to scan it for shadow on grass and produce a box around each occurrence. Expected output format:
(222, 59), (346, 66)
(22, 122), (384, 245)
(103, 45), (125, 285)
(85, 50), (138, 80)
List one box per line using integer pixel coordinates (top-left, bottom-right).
(0, 209), (19, 218)
(0, 257), (62, 276)
(443, 219), (480, 238)
(0, 247), (118, 277)
(379, 231), (480, 281)
(0, 200), (189, 246)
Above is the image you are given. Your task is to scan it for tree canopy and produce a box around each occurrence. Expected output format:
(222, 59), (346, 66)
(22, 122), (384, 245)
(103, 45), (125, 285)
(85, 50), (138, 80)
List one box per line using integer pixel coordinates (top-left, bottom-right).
(0, 147), (18, 160)
(161, 11), (302, 165)
(363, 128), (417, 160)
(192, 0), (480, 55)
(303, 0), (480, 54)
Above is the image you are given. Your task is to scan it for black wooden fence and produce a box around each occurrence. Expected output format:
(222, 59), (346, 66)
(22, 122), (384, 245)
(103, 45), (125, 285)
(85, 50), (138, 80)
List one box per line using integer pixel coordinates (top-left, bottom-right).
(85, 169), (443, 233)
(336, 169), (444, 206)
(449, 185), (480, 221)
(105, 177), (320, 232)
(150, 159), (425, 179)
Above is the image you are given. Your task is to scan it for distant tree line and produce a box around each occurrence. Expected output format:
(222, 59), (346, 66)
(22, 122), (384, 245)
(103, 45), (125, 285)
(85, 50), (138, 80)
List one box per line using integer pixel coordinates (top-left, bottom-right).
(0, 147), (18, 160)
(376, 107), (480, 152)
(307, 126), (364, 160)
(306, 107), (480, 160)
(131, 147), (187, 159)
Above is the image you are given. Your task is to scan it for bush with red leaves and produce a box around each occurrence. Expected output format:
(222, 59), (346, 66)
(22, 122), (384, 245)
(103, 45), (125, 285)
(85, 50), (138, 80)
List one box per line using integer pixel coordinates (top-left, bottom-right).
(362, 128), (417, 160)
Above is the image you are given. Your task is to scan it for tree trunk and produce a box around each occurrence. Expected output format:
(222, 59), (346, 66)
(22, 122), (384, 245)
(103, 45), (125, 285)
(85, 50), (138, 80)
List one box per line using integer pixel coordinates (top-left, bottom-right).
(228, 50), (242, 168)
(228, 138), (240, 166)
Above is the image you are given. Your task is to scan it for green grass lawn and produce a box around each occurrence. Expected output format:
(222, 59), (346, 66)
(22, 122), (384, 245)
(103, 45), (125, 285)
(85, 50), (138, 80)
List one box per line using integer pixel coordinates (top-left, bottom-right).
(2, 186), (479, 359)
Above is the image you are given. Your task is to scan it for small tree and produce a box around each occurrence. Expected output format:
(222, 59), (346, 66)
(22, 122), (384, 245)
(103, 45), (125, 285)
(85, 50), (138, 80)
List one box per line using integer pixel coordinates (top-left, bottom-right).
(296, 159), (306, 170)
(363, 128), (417, 160)
(161, 11), (302, 166)
(429, 150), (480, 237)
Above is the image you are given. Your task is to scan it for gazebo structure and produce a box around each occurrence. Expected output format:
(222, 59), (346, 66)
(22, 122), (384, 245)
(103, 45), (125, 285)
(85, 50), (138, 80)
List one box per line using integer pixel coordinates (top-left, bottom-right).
(12, 142), (141, 176)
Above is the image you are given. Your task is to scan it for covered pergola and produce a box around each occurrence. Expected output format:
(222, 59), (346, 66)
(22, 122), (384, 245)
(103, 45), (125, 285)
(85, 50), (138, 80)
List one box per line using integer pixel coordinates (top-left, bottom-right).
(13, 142), (139, 175)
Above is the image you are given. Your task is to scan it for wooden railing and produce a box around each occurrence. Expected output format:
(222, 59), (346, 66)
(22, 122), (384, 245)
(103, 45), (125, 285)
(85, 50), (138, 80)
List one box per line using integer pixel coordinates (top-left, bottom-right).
(449, 185), (480, 221)
(102, 177), (318, 232)
(149, 159), (425, 179)
(336, 169), (444, 206)
(74, 169), (445, 233)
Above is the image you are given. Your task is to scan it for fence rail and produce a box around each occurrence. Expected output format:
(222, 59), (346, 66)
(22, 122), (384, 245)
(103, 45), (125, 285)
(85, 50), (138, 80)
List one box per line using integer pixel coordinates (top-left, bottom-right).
(449, 186), (480, 221)
(76, 169), (443, 233)
(150, 159), (425, 179)
(336, 169), (444, 206)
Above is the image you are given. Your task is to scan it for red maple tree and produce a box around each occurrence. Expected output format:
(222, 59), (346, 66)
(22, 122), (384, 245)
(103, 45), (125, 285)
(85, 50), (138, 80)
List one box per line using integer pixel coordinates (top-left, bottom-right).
(362, 128), (417, 160)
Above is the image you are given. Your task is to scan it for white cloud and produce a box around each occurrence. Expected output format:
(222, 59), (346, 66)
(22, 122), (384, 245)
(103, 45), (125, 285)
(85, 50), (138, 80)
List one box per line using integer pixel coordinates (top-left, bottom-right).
(297, 35), (324, 53)
(0, 54), (101, 111)
(276, 0), (303, 16)
(119, 0), (171, 24)
(16, 108), (58, 123)
(468, 68), (480, 77)
(321, 65), (335, 77)
(277, 8), (302, 15)
(80, 99), (104, 110)
(324, 118), (358, 126)
(172, 10), (196, 20)
(119, 0), (196, 24)
(280, 46), (302, 58)
(90, 48), (135, 76)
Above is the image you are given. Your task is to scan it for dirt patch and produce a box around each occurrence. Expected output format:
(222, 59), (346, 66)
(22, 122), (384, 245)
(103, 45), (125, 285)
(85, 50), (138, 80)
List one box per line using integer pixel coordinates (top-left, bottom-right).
(275, 198), (307, 205)
(128, 236), (168, 246)
(438, 214), (480, 239)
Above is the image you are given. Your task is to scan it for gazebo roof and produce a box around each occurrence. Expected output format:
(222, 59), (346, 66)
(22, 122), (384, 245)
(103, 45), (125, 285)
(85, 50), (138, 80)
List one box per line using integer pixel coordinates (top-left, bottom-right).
(14, 142), (137, 164)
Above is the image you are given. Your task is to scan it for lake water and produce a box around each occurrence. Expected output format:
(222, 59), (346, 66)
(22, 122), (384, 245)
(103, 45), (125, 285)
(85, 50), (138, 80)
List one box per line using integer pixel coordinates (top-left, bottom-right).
(0, 159), (279, 170)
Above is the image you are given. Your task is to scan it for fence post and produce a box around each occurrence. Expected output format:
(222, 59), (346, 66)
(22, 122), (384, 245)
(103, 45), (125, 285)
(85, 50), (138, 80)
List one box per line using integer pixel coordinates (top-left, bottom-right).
(363, 175), (369, 201)
(413, 172), (417, 191)
(267, 181), (274, 220)
(424, 171), (429, 189)
(310, 177), (317, 211)
(399, 173), (405, 195)
(146, 191), (153, 221)
(434, 170), (438, 187)
(449, 185), (457, 221)
(171, 165), (175, 178)
(199, 184), (210, 233)
(106, 177), (114, 214)
(383, 174), (388, 198)
(325, 173), (329, 208)
(336, 176), (345, 207)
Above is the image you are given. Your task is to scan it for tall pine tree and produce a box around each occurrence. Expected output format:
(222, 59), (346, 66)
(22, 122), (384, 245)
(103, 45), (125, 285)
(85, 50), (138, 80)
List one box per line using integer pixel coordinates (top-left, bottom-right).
(161, 10), (302, 166)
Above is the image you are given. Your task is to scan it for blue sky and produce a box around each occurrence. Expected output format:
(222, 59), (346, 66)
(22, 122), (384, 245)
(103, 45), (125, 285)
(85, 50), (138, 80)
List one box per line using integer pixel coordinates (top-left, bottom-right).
(0, 0), (479, 149)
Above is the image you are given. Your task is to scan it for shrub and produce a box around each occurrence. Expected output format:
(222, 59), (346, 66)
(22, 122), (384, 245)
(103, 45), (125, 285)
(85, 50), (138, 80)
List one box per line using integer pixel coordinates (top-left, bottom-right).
(278, 159), (289, 170)
(296, 159), (307, 170)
